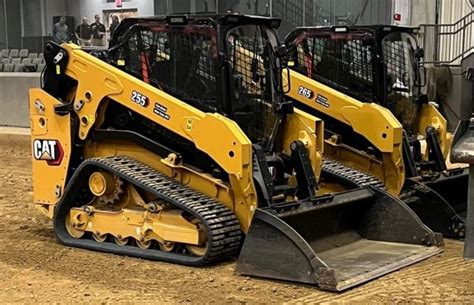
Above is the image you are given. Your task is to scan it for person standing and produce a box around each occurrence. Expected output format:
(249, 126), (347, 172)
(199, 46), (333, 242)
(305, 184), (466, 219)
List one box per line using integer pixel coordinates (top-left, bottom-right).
(91, 14), (106, 47)
(109, 15), (120, 40)
(52, 16), (69, 43)
(75, 17), (92, 46)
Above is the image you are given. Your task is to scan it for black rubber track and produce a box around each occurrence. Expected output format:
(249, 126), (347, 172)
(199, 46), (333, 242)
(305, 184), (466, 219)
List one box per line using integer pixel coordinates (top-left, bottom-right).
(322, 159), (386, 189)
(53, 156), (242, 266)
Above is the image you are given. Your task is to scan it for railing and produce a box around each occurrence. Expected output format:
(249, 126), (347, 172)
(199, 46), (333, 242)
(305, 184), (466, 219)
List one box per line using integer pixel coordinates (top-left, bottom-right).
(419, 11), (474, 65)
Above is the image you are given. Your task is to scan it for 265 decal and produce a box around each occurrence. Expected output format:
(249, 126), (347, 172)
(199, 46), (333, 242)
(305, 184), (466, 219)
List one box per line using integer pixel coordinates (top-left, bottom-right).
(33, 140), (64, 166)
(297, 86), (314, 99)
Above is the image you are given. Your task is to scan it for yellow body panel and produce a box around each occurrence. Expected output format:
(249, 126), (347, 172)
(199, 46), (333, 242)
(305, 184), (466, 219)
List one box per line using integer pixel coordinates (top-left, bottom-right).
(69, 208), (200, 245)
(63, 44), (252, 177)
(287, 70), (403, 153)
(281, 108), (324, 180)
(29, 88), (72, 218)
(417, 103), (450, 159)
(286, 70), (405, 195)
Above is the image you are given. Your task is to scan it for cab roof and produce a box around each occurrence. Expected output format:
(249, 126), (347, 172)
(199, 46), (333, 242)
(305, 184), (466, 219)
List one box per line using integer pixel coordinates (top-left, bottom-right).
(111, 13), (281, 47)
(285, 24), (419, 45)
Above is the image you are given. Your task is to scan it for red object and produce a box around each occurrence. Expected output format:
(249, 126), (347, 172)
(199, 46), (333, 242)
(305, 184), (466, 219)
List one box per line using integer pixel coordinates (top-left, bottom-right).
(140, 52), (150, 84)
(394, 13), (401, 21)
(116, 0), (122, 8)
(47, 141), (64, 166)
(304, 53), (313, 78)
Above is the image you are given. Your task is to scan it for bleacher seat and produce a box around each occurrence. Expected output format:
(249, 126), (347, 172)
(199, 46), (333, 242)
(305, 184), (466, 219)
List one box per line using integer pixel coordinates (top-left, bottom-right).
(36, 63), (46, 72)
(9, 49), (19, 58)
(11, 58), (21, 65)
(13, 64), (24, 72)
(28, 53), (38, 60)
(3, 64), (14, 72)
(38, 53), (44, 60)
(24, 64), (36, 72)
(21, 58), (32, 65)
(19, 49), (29, 58)
(1, 58), (11, 64)
(1, 49), (8, 58)
(32, 58), (43, 66)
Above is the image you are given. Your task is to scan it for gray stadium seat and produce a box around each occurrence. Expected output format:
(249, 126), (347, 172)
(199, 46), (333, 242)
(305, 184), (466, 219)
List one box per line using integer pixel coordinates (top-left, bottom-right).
(21, 58), (32, 65)
(13, 64), (24, 72)
(36, 63), (46, 72)
(24, 64), (36, 72)
(3, 64), (14, 72)
(1, 58), (11, 64)
(38, 53), (44, 59)
(32, 58), (43, 66)
(9, 49), (19, 58)
(1, 49), (8, 58)
(19, 49), (29, 58)
(11, 58), (21, 65)
(28, 53), (38, 59)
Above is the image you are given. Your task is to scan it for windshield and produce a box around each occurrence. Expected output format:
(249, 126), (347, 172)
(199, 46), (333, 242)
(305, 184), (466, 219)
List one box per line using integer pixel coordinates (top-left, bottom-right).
(289, 32), (375, 103)
(119, 24), (219, 113)
(383, 32), (419, 133)
(226, 24), (282, 150)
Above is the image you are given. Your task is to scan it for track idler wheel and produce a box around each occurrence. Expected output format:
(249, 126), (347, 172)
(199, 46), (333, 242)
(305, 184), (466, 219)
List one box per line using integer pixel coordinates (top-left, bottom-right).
(65, 211), (86, 239)
(185, 217), (209, 257)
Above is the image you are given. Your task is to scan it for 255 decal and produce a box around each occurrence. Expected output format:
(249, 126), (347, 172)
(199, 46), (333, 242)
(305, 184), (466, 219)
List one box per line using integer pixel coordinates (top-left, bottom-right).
(131, 90), (149, 107)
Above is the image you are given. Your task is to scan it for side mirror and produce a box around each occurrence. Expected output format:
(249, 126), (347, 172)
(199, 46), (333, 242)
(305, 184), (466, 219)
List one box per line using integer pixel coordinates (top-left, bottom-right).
(414, 47), (426, 88)
(232, 74), (244, 103)
(276, 44), (287, 59)
(251, 58), (259, 83)
(415, 47), (424, 59)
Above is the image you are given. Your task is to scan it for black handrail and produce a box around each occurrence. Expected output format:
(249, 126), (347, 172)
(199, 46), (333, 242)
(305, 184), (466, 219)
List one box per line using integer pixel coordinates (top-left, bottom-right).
(419, 11), (473, 65)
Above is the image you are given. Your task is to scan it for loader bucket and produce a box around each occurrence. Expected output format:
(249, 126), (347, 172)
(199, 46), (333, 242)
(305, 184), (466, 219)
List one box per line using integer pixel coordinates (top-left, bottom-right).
(402, 177), (466, 238)
(423, 168), (468, 219)
(236, 187), (443, 291)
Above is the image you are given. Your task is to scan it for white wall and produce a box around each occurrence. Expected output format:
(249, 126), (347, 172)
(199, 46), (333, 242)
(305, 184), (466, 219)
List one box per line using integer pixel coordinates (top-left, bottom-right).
(44, 0), (67, 36)
(411, 0), (436, 25)
(0, 73), (40, 127)
(65, 0), (154, 25)
(440, 0), (472, 24)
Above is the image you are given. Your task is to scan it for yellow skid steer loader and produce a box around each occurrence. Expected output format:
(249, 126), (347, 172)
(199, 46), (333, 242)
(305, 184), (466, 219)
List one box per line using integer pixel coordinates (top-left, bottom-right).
(284, 25), (467, 238)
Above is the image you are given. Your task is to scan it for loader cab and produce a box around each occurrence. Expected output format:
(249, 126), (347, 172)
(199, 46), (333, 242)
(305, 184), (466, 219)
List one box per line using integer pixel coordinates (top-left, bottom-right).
(108, 14), (289, 151)
(286, 25), (424, 133)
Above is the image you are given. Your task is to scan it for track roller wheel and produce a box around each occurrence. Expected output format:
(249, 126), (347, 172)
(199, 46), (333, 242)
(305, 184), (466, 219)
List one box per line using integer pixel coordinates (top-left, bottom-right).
(136, 239), (152, 249)
(92, 232), (108, 243)
(185, 217), (209, 257)
(158, 241), (175, 252)
(65, 211), (86, 239)
(113, 236), (129, 246)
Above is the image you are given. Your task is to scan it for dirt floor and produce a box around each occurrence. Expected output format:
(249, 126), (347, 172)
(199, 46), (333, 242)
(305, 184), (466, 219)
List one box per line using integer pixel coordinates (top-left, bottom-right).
(0, 132), (473, 304)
